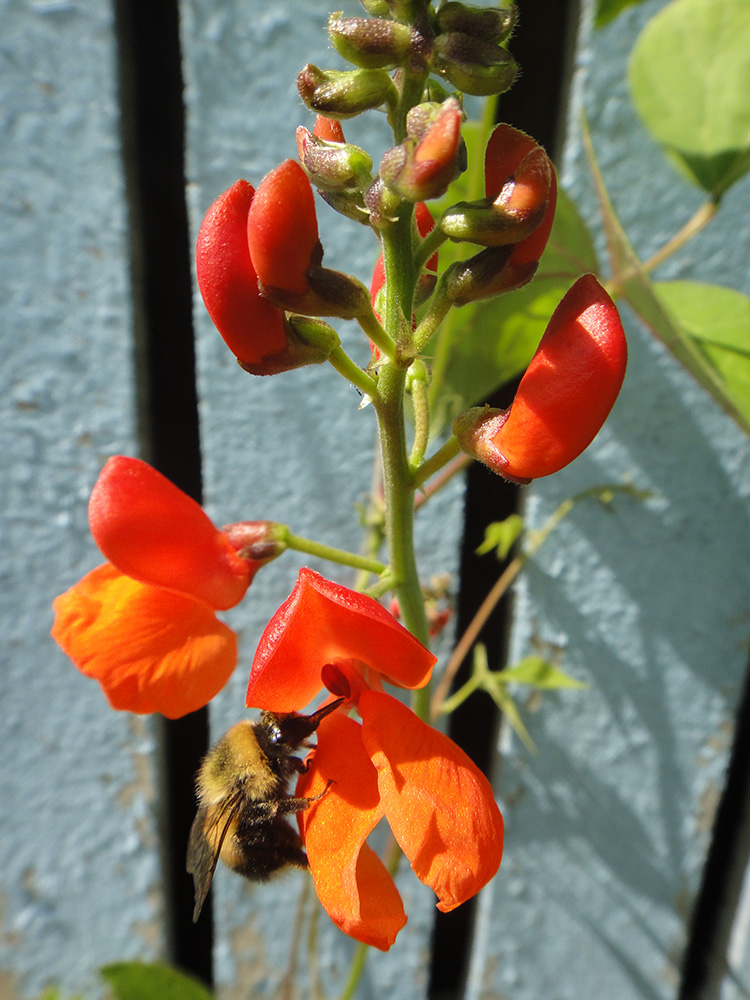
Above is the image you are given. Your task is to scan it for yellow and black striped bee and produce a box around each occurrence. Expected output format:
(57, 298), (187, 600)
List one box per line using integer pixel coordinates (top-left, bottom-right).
(187, 699), (341, 921)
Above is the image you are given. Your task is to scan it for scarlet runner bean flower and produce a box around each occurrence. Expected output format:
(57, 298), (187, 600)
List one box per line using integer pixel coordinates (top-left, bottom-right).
(196, 179), (333, 375)
(52, 457), (280, 718)
(247, 159), (371, 319)
(453, 274), (628, 483)
(245, 568), (504, 950)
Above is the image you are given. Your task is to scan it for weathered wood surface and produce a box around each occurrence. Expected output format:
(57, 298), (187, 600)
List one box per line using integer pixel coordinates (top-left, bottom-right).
(1, 0), (749, 998)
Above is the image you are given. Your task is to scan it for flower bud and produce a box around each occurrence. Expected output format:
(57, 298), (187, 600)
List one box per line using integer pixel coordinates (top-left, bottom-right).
(296, 125), (373, 192)
(431, 33), (517, 96)
(380, 98), (464, 202)
(364, 177), (402, 229)
(196, 180), (322, 375)
(329, 15), (419, 69)
(436, 2), (516, 42)
(246, 159), (370, 320)
(298, 63), (396, 119)
(453, 275), (627, 482)
(313, 115), (346, 143)
(442, 244), (537, 305)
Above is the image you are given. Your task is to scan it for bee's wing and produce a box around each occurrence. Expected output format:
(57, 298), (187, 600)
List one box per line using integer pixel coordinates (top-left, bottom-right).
(187, 792), (241, 922)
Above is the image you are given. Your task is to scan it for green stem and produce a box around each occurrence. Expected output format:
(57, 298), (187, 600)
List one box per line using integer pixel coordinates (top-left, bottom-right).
(414, 223), (449, 273)
(413, 280), (452, 355)
(327, 345), (378, 396)
(284, 532), (387, 576)
(338, 944), (369, 1000)
(408, 376), (430, 471)
(357, 307), (397, 360)
(642, 199), (718, 275)
(413, 435), (462, 487)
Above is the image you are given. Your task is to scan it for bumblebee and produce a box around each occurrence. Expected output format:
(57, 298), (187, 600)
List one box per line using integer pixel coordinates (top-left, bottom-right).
(187, 699), (342, 921)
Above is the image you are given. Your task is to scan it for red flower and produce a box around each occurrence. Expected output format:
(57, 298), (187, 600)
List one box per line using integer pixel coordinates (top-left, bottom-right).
(246, 569), (504, 950)
(453, 274), (627, 482)
(52, 457), (275, 718)
(484, 123), (557, 265)
(247, 160), (321, 298)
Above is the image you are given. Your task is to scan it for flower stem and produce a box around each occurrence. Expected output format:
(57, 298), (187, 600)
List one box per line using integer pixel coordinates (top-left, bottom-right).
(284, 531), (387, 575)
(414, 435), (462, 487)
(327, 345), (378, 396)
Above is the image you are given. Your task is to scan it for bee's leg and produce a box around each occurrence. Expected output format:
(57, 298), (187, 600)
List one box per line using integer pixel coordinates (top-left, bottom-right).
(277, 780), (334, 815)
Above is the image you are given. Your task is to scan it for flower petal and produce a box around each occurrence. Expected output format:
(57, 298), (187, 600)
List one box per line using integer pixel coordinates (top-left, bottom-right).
(360, 691), (504, 912)
(246, 568), (436, 712)
(297, 712), (405, 950)
(89, 456), (251, 610)
(52, 564), (237, 718)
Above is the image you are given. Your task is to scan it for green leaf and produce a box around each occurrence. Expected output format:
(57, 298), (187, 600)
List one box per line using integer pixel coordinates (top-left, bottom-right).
(582, 119), (750, 436)
(427, 187), (598, 433)
(101, 962), (213, 1000)
(628, 0), (750, 197)
(497, 656), (588, 690)
(476, 513), (524, 559)
(595, 0), (650, 28)
(654, 281), (750, 424)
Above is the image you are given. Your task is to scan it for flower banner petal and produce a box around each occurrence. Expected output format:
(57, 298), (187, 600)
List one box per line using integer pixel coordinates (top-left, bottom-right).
(89, 456), (251, 611)
(246, 568), (436, 711)
(297, 713), (404, 950)
(52, 564), (237, 718)
(360, 691), (504, 912)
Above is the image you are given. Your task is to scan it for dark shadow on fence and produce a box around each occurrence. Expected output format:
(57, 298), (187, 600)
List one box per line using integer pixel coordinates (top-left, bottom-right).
(112, 0), (213, 987)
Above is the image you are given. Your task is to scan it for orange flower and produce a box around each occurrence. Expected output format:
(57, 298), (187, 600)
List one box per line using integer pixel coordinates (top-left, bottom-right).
(245, 568), (504, 950)
(53, 457), (277, 718)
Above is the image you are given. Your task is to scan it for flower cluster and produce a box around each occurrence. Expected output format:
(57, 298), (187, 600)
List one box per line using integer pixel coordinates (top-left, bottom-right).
(53, 0), (629, 963)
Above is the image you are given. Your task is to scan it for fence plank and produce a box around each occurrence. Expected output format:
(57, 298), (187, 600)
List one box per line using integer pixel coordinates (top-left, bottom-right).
(466, 1), (750, 998)
(0, 2), (165, 998)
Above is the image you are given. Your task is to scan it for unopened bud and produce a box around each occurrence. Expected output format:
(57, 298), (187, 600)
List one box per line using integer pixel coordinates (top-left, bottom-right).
(296, 125), (373, 191)
(380, 98), (464, 202)
(431, 33), (517, 96)
(319, 188), (372, 226)
(329, 15), (419, 69)
(360, 0), (391, 14)
(442, 245), (537, 305)
(364, 177), (402, 228)
(284, 315), (341, 355)
(436, 2), (516, 42)
(298, 63), (396, 118)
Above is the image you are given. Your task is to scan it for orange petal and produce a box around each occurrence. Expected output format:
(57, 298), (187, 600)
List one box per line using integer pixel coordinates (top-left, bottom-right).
(360, 691), (504, 912)
(297, 713), (405, 950)
(246, 568), (436, 712)
(89, 456), (251, 611)
(52, 564), (237, 718)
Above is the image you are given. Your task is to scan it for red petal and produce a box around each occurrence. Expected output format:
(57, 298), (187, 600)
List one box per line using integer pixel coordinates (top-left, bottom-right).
(360, 691), (504, 912)
(491, 274), (627, 480)
(89, 456), (251, 610)
(297, 713), (405, 950)
(247, 160), (320, 296)
(196, 180), (289, 367)
(246, 569), (436, 712)
(52, 564), (237, 718)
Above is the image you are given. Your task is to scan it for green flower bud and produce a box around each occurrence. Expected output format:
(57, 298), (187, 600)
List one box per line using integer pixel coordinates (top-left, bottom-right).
(297, 64), (397, 118)
(436, 2), (516, 42)
(284, 314), (341, 356)
(296, 125), (373, 191)
(439, 196), (545, 246)
(442, 245), (537, 305)
(329, 15), (421, 70)
(431, 33), (517, 96)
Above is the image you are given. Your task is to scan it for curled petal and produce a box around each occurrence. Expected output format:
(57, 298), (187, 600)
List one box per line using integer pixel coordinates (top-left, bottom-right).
(246, 568), (436, 712)
(52, 564), (237, 718)
(89, 457), (252, 611)
(360, 691), (504, 912)
(247, 160), (320, 297)
(196, 180), (291, 370)
(298, 713), (404, 950)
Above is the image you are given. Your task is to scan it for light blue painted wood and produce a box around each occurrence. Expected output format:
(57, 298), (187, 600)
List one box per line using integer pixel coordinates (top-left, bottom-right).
(180, 1), (463, 996)
(0, 2), (165, 997)
(466, 1), (750, 998)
